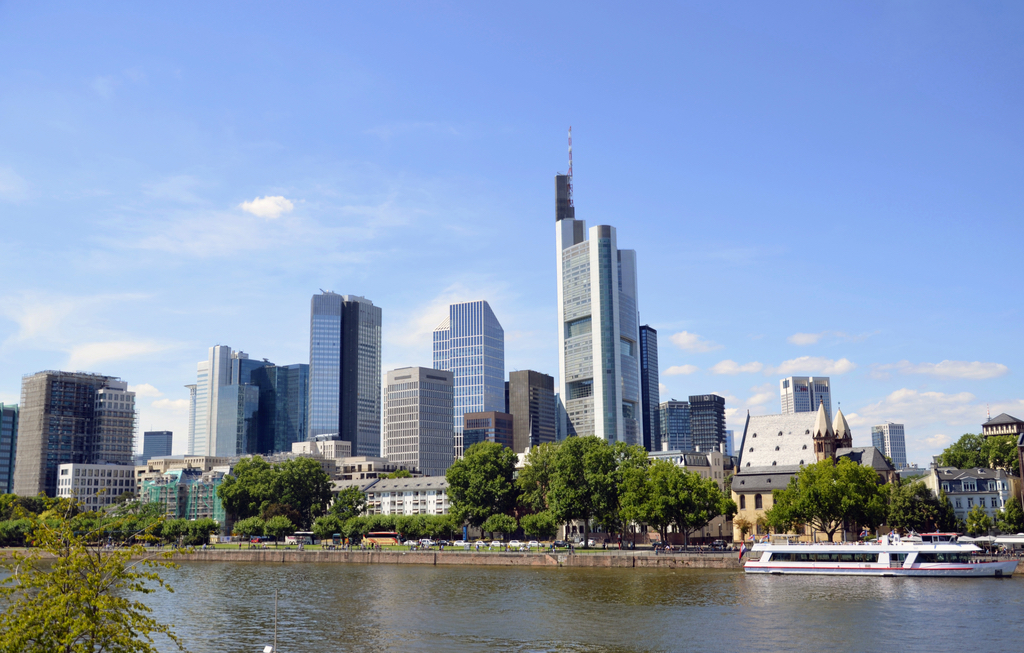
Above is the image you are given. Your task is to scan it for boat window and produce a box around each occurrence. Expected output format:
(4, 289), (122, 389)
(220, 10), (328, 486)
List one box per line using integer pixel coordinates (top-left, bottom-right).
(917, 552), (972, 564)
(770, 552), (879, 563)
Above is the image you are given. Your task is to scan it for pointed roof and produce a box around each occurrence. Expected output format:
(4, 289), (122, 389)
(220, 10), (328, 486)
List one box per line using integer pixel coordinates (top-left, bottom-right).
(832, 407), (851, 439)
(813, 400), (833, 438)
(983, 413), (1023, 427)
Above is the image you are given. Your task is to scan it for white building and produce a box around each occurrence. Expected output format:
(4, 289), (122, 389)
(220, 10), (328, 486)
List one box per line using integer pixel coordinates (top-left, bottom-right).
(56, 463), (137, 510)
(924, 467), (1020, 525)
(363, 476), (450, 516)
(555, 172), (642, 444)
(780, 376), (832, 422)
(383, 367), (454, 477)
(871, 422), (907, 469)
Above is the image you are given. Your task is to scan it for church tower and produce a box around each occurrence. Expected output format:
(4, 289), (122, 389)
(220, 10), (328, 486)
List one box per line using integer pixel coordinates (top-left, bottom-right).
(812, 400), (836, 462)
(832, 406), (853, 450)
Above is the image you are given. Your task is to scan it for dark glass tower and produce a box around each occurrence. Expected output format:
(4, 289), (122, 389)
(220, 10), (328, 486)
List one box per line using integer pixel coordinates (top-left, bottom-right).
(638, 325), (660, 451)
(505, 370), (556, 452)
(142, 431), (173, 459)
(0, 404), (18, 493)
(250, 364), (310, 454)
(688, 394), (726, 453)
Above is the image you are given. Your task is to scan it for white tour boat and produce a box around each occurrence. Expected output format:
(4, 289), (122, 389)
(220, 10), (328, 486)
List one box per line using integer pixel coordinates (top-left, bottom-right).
(744, 533), (1017, 578)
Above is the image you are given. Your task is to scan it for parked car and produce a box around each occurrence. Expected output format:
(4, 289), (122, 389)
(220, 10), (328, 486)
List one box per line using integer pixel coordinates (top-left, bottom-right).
(508, 540), (522, 549)
(419, 539), (435, 547)
(490, 540), (503, 548)
(711, 540), (726, 550)
(527, 540), (540, 549)
(552, 540), (567, 548)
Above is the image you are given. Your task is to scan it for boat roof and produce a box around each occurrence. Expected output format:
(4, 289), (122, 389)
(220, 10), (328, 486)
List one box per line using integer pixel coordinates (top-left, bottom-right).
(752, 542), (980, 552)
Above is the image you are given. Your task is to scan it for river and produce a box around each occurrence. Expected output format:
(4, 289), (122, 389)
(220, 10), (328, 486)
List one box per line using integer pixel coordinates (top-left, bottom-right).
(145, 561), (1024, 652)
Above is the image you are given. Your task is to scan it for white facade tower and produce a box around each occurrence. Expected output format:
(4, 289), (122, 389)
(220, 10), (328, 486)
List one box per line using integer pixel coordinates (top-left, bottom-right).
(780, 376), (832, 423)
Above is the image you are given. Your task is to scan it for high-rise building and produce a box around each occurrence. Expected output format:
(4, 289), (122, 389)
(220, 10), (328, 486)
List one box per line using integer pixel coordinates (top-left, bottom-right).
(187, 346), (269, 457)
(463, 411), (514, 450)
(780, 376), (832, 423)
(555, 173), (643, 444)
(308, 292), (383, 457)
(639, 325), (660, 451)
(250, 364), (309, 454)
(724, 429), (736, 459)
(383, 367), (454, 477)
(659, 400), (691, 451)
(216, 384), (259, 456)
(0, 404), (18, 493)
(13, 371), (136, 497)
(505, 370), (556, 453)
(872, 422), (907, 469)
(689, 394), (726, 453)
(432, 300), (504, 458)
(142, 431), (173, 459)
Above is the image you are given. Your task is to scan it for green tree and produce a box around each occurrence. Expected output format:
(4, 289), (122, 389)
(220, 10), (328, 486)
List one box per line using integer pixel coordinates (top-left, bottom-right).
(264, 515), (295, 546)
(603, 442), (650, 538)
(233, 516), (266, 539)
(885, 480), (942, 533)
(217, 455), (275, 521)
(965, 504), (993, 536)
(481, 513), (517, 538)
(0, 506), (186, 652)
(273, 457), (333, 529)
(769, 457), (886, 542)
(380, 469), (413, 479)
(312, 515), (343, 542)
(520, 511), (558, 540)
(641, 460), (679, 543)
(548, 436), (617, 548)
(733, 516), (753, 541)
(160, 519), (188, 546)
(937, 433), (986, 470)
(517, 442), (560, 512)
(260, 502), (303, 526)
(183, 518), (219, 546)
(980, 435), (1020, 475)
(936, 490), (960, 532)
(329, 486), (367, 521)
(446, 441), (519, 528)
(996, 497), (1024, 534)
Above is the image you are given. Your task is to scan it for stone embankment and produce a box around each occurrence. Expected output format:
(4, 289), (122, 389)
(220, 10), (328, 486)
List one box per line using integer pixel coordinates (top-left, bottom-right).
(172, 549), (743, 569)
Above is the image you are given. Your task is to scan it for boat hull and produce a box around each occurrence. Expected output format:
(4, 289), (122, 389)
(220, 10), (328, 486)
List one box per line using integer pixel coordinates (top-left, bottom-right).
(744, 560), (1018, 577)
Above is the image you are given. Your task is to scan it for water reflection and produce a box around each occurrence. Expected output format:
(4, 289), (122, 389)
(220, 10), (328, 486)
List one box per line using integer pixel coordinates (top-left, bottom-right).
(142, 562), (1024, 653)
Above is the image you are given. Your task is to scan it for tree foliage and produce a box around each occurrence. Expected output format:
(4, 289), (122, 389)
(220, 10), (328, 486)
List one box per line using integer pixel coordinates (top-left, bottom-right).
(233, 516), (265, 539)
(519, 511), (558, 540)
(329, 486), (367, 522)
(446, 441), (519, 528)
(481, 513), (517, 537)
(938, 433), (1020, 475)
(996, 497), (1024, 534)
(264, 515), (295, 544)
(516, 442), (559, 512)
(547, 436), (617, 547)
(884, 480), (942, 533)
(642, 461), (735, 544)
(965, 504), (993, 536)
(216, 455), (332, 529)
(380, 470), (413, 479)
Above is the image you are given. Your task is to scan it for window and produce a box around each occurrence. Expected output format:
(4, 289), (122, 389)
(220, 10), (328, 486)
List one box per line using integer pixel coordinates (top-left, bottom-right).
(991, 498), (998, 508)
(775, 446), (780, 451)
(967, 498), (973, 508)
(754, 494), (763, 509)
(955, 499), (962, 508)
(802, 444), (807, 450)
(749, 447), (754, 452)
(740, 495), (746, 509)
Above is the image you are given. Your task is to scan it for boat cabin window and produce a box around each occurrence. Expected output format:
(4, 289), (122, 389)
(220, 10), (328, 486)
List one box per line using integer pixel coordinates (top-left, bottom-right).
(921, 534), (956, 543)
(769, 552), (879, 563)
(917, 552), (971, 564)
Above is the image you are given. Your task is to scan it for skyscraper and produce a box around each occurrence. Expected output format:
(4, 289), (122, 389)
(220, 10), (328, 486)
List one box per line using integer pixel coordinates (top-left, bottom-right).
(639, 325), (660, 451)
(142, 431), (173, 459)
(780, 376), (832, 422)
(383, 367), (454, 476)
(688, 394), (726, 453)
(463, 411), (514, 450)
(187, 346), (269, 457)
(555, 173), (643, 444)
(250, 364), (310, 454)
(432, 300), (504, 458)
(505, 370), (556, 453)
(0, 403), (18, 493)
(13, 371), (136, 497)
(308, 292), (382, 456)
(659, 400), (691, 451)
(872, 422), (907, 469)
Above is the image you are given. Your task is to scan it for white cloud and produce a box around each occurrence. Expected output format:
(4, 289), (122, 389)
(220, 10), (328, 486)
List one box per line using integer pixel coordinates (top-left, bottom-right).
(658, 383), (668, 396)
(847, 388), (978, 429)
(664, 364), (699, 376)
(0, 167), (29, 201)
(925, 434), (952, 448)
(745, 383), (776, 408)
(669, 331), (722, 353)
(128, 383), (163, 398)
(239, 195), (295, 219)
(151, 398), (189, 412)
(788, 332), (824, 345)
(872, 360), (1008, 381)
(787, 330), (878, 346)
(68, 341), (176, 369)
(772, 356), (856, 376)
(710, 360), (763, 375)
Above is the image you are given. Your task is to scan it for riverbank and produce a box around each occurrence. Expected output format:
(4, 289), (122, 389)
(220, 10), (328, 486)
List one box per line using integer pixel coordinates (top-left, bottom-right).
(165, 548), (744, 568)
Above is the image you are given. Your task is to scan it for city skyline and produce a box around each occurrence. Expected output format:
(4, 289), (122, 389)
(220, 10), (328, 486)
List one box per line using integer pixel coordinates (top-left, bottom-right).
(0, 5), (1021, 469)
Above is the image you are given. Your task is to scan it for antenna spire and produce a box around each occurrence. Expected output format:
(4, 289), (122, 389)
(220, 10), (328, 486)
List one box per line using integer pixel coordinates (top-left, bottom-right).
(567, 126), (574, 208)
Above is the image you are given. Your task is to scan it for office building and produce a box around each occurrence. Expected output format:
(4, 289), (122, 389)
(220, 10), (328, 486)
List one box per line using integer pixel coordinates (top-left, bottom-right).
(308, 292), (383, 457)
(463, 411), (514, 450)
(432, 300), (504, 458)
(0, 404), (18, 493)
(142, 431), (173, 459)
(659, 400), (691, 452)
(555, 173), (643, 444)
(56, 462), (137, 509)
(780, 376), (832, 423)
(250, 363), (310, 454)
(505, 370), (556, 452)
(138, 468), (226, 524)
(871, 422), (908, 470)
(383, 367), (454, 477)
(14, 371), (136, 497)
(639, 325), (660, 451)
(216, 384), (259, 456)
(724, 430), (735, 459)
(187, 346), (269, 457)
(689, 394), (726, 453)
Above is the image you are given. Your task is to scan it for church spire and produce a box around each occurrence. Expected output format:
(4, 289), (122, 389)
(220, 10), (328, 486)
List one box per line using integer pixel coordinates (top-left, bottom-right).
(833, 406), (853, 450)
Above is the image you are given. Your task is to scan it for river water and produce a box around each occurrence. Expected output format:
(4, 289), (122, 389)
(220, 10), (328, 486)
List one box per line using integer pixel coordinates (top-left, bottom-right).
(145, 561), (1024, 652)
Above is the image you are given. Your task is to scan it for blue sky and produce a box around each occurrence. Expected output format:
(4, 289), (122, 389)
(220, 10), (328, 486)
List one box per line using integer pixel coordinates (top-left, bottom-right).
(1, 2), (1021, 464)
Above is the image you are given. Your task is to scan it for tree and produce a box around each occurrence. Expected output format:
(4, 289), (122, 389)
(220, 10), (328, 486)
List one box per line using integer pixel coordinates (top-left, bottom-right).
(547, 436), (617, 548)
(233, 516), (265, 539)
(0, 505), (186, 652)
(733, 516), (753, 541)
(260, 502), (303, 526)
(520, 511), (558, 540)
(997, 497), (1024, 534)
(980, 435), (1021, 475)
(481, 513), (517, 538)
(966, 504), (993, 536)
(936, 490), (960, 532)
(937, 433), (986, 470)
(273, 457), (333, 529)
(380, 470), (413, 479)
(183, 518), (219, 546)
(446, 441), (519, 528)
(769, 457), (885, 542)
(641, 460), (680, 543)
(885, 480), (942, 533)
(517, 442), (559, 512)
(264, 515), (295, 546)
(329, 486), (367, 522)
(312, 515), (343, 542)
(217, 455), (275, 521)
(604, 442), (651, 539)
(674, 472), (737, 545)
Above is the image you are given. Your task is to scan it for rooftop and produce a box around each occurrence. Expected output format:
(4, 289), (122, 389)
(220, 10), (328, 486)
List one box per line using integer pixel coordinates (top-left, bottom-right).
(739, 412), (819, 469)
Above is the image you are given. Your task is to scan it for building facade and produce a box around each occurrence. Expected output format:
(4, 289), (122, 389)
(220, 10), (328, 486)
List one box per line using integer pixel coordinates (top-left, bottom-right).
(0, 403), (17, 493)
(56, 463), (137, 511)
(924, 467), (1020, 526)
(871, 422), (908, 469)
(14, 372), (136, 497)
(383, 367), (454, 477)
(142, 431), (173, 459)
(250, 363), (309, 454)
(689, 394), (726, 453)
(138, 467), (226, 524)
(463, 411), (514, 450)
(505, 370), (556, 453)
(639, 325), (660, 452)
(433, 300), (505, 458)
(659, 400), (692, 452)
(555, 173), (643, 445)
(308, 292), (383, 457)
(363, 476), (450, 516)
(982, 413), (1024, 439)
(187, 346), (269, 457)
(216, 384), (259, 456)
(780, 376), (832, 422)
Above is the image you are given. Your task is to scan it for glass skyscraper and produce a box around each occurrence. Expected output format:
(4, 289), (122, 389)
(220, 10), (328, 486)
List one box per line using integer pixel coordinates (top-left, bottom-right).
(659, 400), (691, 451)
(308, 292), (382, 457)
(0, 404), (18, 493)
(639, 325), (660, 451)
(780, 376), (832, 423)
(250, 363), (309, 454)
(187, 346), (269, 457)
(872, 422), (907, 469)
(432, 300), (504, 458)
(689, 394), (726, 453)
